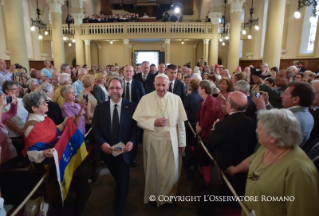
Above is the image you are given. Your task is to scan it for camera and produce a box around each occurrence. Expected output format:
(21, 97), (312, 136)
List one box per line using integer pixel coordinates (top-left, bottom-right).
(14, 63), (22, 69)
(6, 96), (12, 103)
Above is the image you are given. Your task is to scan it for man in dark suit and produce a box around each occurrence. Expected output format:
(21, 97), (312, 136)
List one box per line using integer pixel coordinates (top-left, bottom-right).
(167, 64), (185, 103)
(122, 65), (145, 104)
(234, 80), (256, 118)
(206, 91), (257, 197)
(154, 63), (166, 76)
(122, 65), (145, 167)
(259, 69), (291, 108)
(92, 77), (140, 216)
(133, 61), (155, 94)
(304, 80), (319, 152)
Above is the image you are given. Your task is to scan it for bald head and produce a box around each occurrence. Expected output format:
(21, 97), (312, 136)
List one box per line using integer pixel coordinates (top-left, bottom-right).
(226, 91), (248, 113)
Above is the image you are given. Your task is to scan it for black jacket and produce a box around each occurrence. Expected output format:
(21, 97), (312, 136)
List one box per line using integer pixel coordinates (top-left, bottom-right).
(133, 73), (155, 94)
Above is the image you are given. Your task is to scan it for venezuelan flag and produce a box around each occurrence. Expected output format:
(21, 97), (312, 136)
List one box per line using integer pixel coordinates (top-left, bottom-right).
(53, 118), (88, 201)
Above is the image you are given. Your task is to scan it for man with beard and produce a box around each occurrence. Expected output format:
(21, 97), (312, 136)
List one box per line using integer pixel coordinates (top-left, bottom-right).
(133, 73), (187, 207)
(92, 77), (140, 216)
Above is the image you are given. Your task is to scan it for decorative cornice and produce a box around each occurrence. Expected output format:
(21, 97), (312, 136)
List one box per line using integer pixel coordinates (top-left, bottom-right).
(46, 0), (64, 14)
(228, 0), (246, 13)
(84, 40), (91, 45)
(208, 12), (222, 25)
(72, 13), (84, 26)
(123, 39), (130, 44)
(165, 39), (171, 44)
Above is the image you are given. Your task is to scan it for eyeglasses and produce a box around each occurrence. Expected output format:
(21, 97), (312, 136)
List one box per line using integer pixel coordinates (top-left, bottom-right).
(109, 87), (122, 91)
(39, 101), (47, 106)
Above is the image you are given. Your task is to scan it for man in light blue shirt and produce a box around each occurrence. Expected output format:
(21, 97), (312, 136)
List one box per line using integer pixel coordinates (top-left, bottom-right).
(0, 59), (12, 94)
(72, 68), (87, 101)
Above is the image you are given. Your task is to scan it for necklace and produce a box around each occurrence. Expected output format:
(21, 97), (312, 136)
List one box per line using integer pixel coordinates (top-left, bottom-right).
(248, 148), (289, 181)
(155, 94), (168, 118)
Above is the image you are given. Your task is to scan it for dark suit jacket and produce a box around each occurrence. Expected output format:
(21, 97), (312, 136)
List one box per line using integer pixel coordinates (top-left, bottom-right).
(93, 84), (106, 104)
(122, 79), (145, 104)
(133, 73), (155, 94)
(245, 96), (257, 119)
(170, 79), (185, 103)
(92, 99), (140, 164)
(46, 100), (63, 125)
(304, 108), (319, 151)
(206, 112), (257, 170)
(184, 89), (203, 123)
(259, 83), (288, 108)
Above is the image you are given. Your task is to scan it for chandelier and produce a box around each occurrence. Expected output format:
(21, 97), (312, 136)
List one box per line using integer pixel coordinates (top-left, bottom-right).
(294, 0), (318, 24)
(30, 0), (48, 40)
(241, 0), (259, 39)
(219, 0), (229, 46)
(64, 0), (75, 46)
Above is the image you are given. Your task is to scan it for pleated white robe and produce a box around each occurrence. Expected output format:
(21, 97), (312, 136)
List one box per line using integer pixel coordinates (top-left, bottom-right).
(133, 91), (187, 207)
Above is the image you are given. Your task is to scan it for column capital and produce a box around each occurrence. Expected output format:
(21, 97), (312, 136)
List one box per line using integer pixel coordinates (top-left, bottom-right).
(123, 39), (130, 44)
(193, 44), (197, 48)
(97, 44), (102, 49)
(72, 13), (84, 26)
(208, 12), (222, 25)
(165, 39), (171, 44)
(84, 40), (91, 45)
(228, 0), (246, 13)
(203, 39), (210, 44)
(46, 0), (64, 14)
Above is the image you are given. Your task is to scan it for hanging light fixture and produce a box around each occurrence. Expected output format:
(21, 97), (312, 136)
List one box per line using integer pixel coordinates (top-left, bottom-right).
(295, 0), (318, 20)
(219, 0), (229, 43)
(63, 0), (75, 45)
(242, 0), (259, 38)
(30, 0), (47, 40)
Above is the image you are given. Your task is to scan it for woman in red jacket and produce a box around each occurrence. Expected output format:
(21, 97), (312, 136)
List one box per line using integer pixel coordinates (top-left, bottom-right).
(196, 80), (220, 165)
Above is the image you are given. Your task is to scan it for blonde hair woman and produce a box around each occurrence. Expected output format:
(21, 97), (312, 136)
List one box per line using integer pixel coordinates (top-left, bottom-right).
(80, 75), (97, 123)
(93, 72), (109, 104)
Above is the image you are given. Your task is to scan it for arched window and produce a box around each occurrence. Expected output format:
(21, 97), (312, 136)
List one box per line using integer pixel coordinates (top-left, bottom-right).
(300, 4), (319, 53)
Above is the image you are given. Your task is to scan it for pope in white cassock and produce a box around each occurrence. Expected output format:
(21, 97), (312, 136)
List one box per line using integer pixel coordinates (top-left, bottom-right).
(133, 73), (187, 207)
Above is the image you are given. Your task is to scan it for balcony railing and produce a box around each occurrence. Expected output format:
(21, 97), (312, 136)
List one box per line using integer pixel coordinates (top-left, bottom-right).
(45, 22), (221, 36)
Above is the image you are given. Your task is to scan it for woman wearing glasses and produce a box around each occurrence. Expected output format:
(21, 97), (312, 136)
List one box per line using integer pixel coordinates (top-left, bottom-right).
(227, 109), (319, 216)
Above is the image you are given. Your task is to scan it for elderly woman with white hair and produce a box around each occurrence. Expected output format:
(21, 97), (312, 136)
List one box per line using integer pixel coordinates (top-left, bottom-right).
(37, 83), (63, 125)
(26, 78), (40, 92)
(227, 109), (319, 216)
(53, 72), (72, 108)
(61, 85), (89, 135)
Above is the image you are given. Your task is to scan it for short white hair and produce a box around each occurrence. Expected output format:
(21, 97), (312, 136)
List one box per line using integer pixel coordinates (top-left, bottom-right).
(26, 78), (38, 89)
(234, 80), (250, 94)
(78, 68), (87, 76)
(193, 73), (202, 80)
(60, 85), (74, 97)
(58, 73), (71, 85)
(257, 109), (302, 148)
(288, 66), (298, 72)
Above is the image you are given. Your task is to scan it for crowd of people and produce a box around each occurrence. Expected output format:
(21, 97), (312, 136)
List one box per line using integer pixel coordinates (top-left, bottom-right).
(1, 57), (319, 216)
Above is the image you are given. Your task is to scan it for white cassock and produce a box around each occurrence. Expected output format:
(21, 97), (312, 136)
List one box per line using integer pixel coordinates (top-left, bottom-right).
(133, 91), (187, 207)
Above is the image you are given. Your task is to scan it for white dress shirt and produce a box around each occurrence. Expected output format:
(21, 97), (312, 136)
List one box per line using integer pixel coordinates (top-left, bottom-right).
(110, 98), (122, 124)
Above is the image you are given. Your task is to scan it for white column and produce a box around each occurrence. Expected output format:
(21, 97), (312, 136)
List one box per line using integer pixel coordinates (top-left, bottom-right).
(3, 0), (29, 69)
(227, 0), (245, 73)
(263, 0), (286, 67)
(209, 12), (222, 65)
(203, 39), (210, 64)
(129, 44), (133, 65)
(123, 39), (130, 66)
(97, 44), (102, 67)
(72, 12), (85, 66)
(84, 40), (91, 67)
(47, 0), (65, 68)
(165, 39), (171, 64)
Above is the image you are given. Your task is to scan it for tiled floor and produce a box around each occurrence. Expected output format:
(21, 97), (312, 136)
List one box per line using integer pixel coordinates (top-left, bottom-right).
(81, 144), (199, 216)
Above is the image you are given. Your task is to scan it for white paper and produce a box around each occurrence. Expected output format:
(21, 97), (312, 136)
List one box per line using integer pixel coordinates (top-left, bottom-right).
(111, 142), (126, 157)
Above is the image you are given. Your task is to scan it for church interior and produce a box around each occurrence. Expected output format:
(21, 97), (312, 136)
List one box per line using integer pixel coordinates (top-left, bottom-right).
(1, 0), (319, 216)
